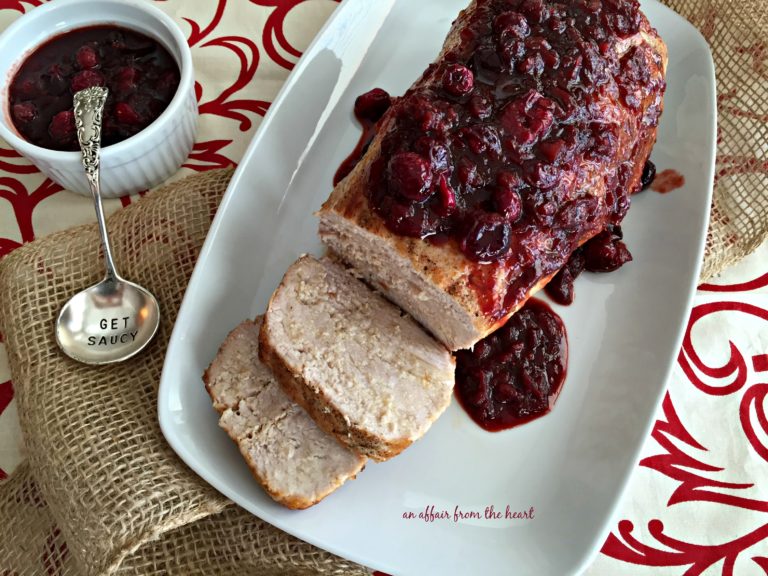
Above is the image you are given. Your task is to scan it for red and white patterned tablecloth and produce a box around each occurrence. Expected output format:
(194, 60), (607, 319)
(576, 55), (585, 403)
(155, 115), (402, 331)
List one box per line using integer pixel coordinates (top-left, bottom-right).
(0, 1), (767, 575)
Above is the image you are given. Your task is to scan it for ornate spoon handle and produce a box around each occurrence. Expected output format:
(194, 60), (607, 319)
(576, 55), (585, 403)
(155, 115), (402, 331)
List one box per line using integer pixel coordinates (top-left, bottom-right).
(73, 87), (119, 281)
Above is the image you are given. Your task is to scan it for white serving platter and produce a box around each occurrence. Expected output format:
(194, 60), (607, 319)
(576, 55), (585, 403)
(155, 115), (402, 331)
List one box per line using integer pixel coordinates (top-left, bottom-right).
(159, 1), (716, 574)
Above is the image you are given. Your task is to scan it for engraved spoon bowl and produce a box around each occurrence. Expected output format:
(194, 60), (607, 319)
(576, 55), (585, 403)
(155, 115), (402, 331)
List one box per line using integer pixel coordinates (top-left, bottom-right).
(55, 87), (160, 365)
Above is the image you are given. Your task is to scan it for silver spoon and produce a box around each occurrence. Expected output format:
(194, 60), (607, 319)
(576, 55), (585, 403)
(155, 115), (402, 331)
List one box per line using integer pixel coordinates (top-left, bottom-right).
(55, 86), (160, 365)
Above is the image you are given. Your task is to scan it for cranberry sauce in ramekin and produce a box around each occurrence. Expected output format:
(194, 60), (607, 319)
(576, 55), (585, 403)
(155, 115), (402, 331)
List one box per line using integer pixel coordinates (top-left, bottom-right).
(8, 25), (179, 151)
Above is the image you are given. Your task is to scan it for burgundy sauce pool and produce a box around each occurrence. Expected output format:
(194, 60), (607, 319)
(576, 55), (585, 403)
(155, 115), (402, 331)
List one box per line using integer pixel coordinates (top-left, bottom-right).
(455, 297), (567, 431)
(9, 25), (180, 151)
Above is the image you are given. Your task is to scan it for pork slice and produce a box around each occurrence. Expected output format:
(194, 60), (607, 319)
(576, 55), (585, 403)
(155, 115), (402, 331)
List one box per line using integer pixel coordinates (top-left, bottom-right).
(204, 318), (365, 509)
(260, 256), (455, 462)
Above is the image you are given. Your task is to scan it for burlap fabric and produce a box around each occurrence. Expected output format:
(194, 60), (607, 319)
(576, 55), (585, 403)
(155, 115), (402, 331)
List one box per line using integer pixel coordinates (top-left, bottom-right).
(0, 1), (767, 575)
(0, 169), (370, 576)
(663, 0), (768, 280)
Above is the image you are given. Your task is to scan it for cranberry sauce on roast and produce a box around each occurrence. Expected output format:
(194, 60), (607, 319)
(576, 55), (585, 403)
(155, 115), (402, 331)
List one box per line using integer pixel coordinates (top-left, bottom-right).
(543, 159), (654, 305)
(360, 0), (664, 319)
(455, 297), (567, 431)
(9, 25), (180, 151)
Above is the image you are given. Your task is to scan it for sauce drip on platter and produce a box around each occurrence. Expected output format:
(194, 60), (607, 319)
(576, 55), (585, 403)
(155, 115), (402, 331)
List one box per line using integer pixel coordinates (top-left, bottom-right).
(651, 169), (685, 193)
(333, 88), (392, 186)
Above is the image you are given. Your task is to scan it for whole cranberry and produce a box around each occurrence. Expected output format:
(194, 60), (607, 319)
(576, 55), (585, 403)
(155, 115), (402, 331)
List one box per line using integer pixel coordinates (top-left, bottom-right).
(460, 212), (512, 262)
(583, 0), (602, 14)
(354, 88), (392, 123)
(500, 90), (555, 148)
(400, 95), (453, 133)
(538, 139), (567, 163)
(456, 157), (484, 188)
(497, 38), (526, 68)
(386, 202), (438, 237)
(531, 199), (557, 225)
(461, 124), (501, 157)
(548, 86), (577, 121)
(388, 152), (433, 201)
(525, 36), (551, 51)
(496, 167), (519, 186)
(613, 193), (631, 223)
(468, 93), (492, 119)
(76, 45), (99, 70)
(442, 64), (474, 97)
(582, 229), (633, 272)
(548, 15), (566, 33)
(14, 78), (39, 100)
(48, 110), (76, 143)
(517, 53), (544, 76)
(115, 102), (142, 125)
(148, 96), (165, 117)
(108, 30), (126, 50)
(71, 70), (105, 93)
(114, 66), (140, 94)
(12, 102), (37, 124)
(523, 161), (561, 189)
(494, 11), (530, 38)
(540, 47), (560, 69)
(414, 137), (451, 173)
(494, 187), (522, 222)
(519, 0), (549, 23)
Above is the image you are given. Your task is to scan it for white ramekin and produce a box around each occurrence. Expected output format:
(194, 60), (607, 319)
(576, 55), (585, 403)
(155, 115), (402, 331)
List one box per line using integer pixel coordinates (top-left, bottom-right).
(0, 0), (197, 198)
